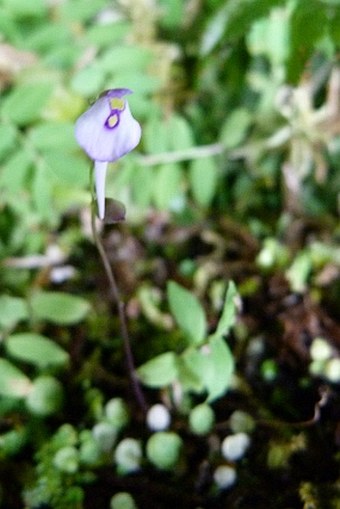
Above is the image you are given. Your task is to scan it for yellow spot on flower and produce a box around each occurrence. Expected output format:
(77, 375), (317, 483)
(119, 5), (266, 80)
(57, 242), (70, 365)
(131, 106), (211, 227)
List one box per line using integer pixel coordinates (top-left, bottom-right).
(107, 113), (119, 128)
(109, 98), (125, 111)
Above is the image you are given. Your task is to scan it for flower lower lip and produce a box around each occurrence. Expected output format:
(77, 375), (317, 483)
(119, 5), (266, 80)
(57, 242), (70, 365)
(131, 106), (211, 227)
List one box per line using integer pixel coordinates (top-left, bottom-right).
(105, 113), (120, 129)
(74, 87), (141, 218)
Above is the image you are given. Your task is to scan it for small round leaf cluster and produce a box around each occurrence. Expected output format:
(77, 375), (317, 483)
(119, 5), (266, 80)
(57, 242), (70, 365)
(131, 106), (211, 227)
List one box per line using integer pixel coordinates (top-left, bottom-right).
(309, 337), (340, 383)
(189, 403), (215, 436)
(25, 375), (63, 417)
(92, 397), (130, 454)
(146, 432), (183, 470)
(213, 412), (254, 492)
(51, 398), (133, 476)
(114, 438), (143, 474)
(110, 492), (138, 509)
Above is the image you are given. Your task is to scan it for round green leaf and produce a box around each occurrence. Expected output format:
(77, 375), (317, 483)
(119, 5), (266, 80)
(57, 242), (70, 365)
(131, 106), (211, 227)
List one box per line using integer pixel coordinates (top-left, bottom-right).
(153, 164), (183, 210)
(137, 352), (178, 388)
(0, 295), (28, 330)
(204, 336), (234, 402)
(26, 375), (63, 416)
(1, 82), (53, 126)
(220, 108), (252, 149)
(44, 150), (89, 187)
(189, 157), (218, 208)
(0, 358), (31, 398)
(5, 333), (69, 369)
(167, 281), (206, 345)
(30, 291), (90, 325)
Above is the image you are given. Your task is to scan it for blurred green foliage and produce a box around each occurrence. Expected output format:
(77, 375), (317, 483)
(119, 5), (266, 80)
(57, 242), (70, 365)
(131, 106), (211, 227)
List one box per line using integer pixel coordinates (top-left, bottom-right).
(0, 0), (339, 507)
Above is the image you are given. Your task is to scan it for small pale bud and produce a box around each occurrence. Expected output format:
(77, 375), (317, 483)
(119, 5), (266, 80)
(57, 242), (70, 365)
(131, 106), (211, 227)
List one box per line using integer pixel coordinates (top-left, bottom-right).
(213, 465), (237, 489)
(324, 358), (340, 383)
(221, 432), (251, 461)
(114, 438), (142, 474)
(310, 338), (332, 362)
(146, 404), (171, 431)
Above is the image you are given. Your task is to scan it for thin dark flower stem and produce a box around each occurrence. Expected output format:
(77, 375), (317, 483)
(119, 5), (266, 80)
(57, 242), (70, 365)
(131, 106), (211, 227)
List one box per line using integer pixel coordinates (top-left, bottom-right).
(89, 167), (147, 415)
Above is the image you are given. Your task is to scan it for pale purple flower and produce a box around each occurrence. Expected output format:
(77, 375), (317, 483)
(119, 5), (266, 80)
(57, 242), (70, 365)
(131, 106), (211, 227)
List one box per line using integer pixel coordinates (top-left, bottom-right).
(75, 88), (141, 219)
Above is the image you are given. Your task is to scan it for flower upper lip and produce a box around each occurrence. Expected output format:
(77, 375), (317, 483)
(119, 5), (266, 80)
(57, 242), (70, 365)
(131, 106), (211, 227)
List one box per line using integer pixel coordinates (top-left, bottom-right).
(74, 88), (141, 162)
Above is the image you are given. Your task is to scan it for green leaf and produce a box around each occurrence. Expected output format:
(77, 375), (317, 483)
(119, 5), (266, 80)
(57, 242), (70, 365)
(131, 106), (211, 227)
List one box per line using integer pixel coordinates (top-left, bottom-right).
(177, 338), (234, 401)
(0, 149), (32, 195)
(71, 65), (106, 96)
(247, 7), (290, 66)
(108, 73), (160, 103)
(100, 46), (153, 74)
(226, 0), (287, 40)
(189, 157), (218, 207)
(153, 164), (182, 210)
(85, 22), (129, 48)
(59, 0), (108, 22)
(0, 295), (29, 330)
(0, 9), (21, 43)
(159, 0), (184, 28)
(44, 150), (89, 187)
(201, 0), (286, 54)
(45, 45), (81, 70)
(168, 115), (195, 151)
(202, 336), (234, 402)
(31, 165), (54, 223)
(2, 0), (47, 18)
(137, 352), (178, 388)
(0, 358), (31, 398)
(1, 82), (53, 126)
(25, 23), (72, 53)
(286, 0), (328, 83)
(200, 3), (230, 55)
(144, 114), (194, 155)
(131, 164), (154, 207)
(28, 122), (78, 152)
(5, 333), (69, 369)
(220, 108), (252, 149)
(329, 7), (340, 45)
(144, 116), (170, 154)
(177, 348), (205, 393)
(167, 281), (206, 345)
(0, 124), (17, 161)
(214, 281), (238, 339)
(285, 251), (312, 293)
(30, 291), (90, 325)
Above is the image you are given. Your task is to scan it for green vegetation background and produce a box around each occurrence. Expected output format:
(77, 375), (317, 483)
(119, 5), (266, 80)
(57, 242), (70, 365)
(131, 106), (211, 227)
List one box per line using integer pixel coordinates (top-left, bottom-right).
(0, 0), (339, 508)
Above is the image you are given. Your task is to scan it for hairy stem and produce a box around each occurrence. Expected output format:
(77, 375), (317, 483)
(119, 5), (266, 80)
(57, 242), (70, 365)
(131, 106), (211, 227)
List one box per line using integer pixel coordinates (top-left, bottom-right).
(89, 168), (147, 415)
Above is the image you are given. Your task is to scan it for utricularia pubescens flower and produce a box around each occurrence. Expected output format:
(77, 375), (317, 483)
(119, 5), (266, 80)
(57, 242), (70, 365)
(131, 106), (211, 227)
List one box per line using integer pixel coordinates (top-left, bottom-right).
(75, 88), (141, 219)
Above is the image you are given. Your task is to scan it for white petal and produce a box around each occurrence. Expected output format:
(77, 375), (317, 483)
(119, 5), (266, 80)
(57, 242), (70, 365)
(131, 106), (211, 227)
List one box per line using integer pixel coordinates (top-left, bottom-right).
(75, 98), (141, 162)
(94, 161), (108, 219)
